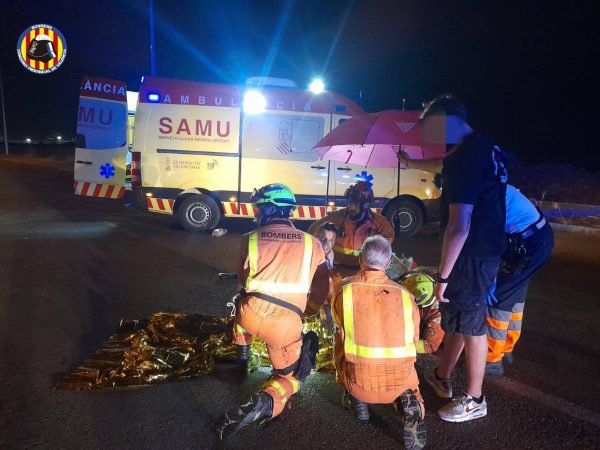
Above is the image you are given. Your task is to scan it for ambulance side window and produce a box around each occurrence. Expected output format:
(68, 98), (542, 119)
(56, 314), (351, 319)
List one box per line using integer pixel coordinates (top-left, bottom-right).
(244, 114), (323, 162)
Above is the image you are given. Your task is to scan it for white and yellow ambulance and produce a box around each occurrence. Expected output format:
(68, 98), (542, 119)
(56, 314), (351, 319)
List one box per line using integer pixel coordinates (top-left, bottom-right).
(75, 76), (442, 236)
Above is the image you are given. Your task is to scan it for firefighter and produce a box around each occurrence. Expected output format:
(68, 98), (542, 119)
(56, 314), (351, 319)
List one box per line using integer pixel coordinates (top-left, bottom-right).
(332, 236), (426, 450)
(308, 180), (395, 282)
(400, 269), (444, 354)
(215, 184), (329, 440)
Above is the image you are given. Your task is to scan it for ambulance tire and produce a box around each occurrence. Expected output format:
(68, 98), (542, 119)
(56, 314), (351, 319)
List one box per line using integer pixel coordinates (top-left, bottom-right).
(177, 194), (221, 232)
(385, 199), (423, 238)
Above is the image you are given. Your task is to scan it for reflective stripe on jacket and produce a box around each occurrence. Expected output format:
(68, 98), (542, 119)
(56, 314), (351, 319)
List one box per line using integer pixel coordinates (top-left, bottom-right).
(333, 270), (419, 365)
(237, 220), (328, 313)
(246, 230), (313, 295)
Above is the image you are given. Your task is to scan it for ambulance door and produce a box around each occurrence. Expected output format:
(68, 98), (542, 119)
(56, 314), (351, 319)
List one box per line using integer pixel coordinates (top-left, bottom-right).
(241, 112), (328, 205)
(74, 77), (128, 199)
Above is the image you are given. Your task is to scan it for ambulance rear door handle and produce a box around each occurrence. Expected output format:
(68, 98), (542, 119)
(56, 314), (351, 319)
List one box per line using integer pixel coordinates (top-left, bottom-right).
(311, 165), (326, 170)
(76, 160), (93, 165)
(337, 167), (352, 171)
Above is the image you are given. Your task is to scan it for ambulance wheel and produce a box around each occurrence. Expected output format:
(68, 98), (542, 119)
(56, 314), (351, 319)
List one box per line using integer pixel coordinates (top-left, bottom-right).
(385, 199), (423, 237)
(177, 194), (221, 232)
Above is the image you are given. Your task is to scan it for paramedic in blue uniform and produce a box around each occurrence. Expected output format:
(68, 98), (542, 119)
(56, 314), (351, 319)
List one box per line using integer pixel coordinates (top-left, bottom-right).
(485, 184), (554, 376)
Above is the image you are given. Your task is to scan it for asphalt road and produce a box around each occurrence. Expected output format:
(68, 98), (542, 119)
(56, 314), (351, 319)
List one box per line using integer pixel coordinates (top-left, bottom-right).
(1, 155), (599, 449)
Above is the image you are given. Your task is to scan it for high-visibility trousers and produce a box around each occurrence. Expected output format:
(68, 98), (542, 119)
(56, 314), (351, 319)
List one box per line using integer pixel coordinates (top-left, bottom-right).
(486, 302), (524, 363)
(232, 298), (303, 417)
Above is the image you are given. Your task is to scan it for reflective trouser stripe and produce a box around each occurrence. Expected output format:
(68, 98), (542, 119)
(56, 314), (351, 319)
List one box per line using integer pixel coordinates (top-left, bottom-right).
(342, 283), (416, 360)
(417, 339), (426, 354)
(504, 303), (525, 353)
(246, 232), (313, 294)
(232, 322), (251, 346)
(487, 303), (524, 362)
(486, 307), (511, 363)
(261, 375), (302, 418)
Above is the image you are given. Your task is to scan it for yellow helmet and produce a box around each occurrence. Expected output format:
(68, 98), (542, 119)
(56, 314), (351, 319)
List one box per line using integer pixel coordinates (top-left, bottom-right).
(400, 269), (436, 307)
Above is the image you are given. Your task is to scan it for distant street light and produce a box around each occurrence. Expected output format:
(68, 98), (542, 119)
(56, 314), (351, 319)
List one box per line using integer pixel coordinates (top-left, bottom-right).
(25, 138), (31, 143)
(57, 135), (62, 142)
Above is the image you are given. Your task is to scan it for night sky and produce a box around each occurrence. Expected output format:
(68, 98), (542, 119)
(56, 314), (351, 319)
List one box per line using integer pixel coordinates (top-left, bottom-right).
(1, 0), (598, 169)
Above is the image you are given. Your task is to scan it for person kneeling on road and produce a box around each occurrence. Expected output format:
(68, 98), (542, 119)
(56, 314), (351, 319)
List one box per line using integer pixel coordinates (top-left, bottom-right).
(214, 184), (329, 440)
(332, 236), (426, 450)
(400, 269), (444, 355)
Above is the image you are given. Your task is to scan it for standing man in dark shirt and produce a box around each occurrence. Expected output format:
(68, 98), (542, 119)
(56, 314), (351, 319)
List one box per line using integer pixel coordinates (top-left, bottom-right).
(399, 94), (507, 422)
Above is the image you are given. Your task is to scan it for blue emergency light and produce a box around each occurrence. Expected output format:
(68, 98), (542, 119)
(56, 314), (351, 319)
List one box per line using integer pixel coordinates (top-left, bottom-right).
(147, 92), (160, 103)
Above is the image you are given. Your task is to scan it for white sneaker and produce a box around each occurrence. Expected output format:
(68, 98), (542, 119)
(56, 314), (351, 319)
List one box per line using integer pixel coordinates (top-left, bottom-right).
(424, 366), (453, 399)
(438, 393), (487, 422)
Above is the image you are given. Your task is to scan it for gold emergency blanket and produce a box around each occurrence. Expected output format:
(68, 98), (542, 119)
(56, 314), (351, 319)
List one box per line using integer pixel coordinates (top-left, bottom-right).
(56, 312), (334, 390)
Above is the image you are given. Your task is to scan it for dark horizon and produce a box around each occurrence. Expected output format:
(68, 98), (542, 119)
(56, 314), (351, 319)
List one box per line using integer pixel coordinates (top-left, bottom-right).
(1, 0), (598, 169)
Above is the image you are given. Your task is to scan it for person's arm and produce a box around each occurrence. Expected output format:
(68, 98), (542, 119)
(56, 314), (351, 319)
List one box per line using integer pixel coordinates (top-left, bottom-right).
(236, 234), (250, 287)
(397, 150), (443, 173)
(306, 263), (330, 315)
(376, 213), (396, 243)
(417, 307), (444, 354)
(435, 203), (473, 302)
(307, 217), (327, 236)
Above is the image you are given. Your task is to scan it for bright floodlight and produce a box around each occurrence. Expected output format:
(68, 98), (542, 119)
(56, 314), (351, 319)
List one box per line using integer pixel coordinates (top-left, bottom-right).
(309, 79), (325, 94)
(243, 90), (267, 114)
(26, 138), (31, 143)
(57, 135), (62, 141)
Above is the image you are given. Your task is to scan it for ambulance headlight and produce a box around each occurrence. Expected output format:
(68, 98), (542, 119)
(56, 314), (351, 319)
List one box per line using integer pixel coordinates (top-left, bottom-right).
(243, 90), (266, 114)
(147, 93), (160, 103)
(309, 79), (325, 94)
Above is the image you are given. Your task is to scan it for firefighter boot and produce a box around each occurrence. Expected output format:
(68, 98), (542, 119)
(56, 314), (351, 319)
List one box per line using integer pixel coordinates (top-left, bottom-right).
(394, 389), (426, 450)
(342, 390), (370, 422)
(214, 392), (274, 440)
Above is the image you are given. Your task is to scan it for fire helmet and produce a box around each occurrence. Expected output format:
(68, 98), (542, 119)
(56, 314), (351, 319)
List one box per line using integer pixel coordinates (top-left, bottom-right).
(344, 181), (374, 205)
(27, 35), (56, 63)
(400, 269), (436, 308)
(250, 184), (297, 215)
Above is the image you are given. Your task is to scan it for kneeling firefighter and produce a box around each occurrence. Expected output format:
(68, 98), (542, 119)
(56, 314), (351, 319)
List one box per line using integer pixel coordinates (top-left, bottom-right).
(215, 184), (330, 440)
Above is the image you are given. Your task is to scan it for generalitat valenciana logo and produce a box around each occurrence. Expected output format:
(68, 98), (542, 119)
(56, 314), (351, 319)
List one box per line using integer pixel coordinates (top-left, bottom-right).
(17, 24), (67, 74)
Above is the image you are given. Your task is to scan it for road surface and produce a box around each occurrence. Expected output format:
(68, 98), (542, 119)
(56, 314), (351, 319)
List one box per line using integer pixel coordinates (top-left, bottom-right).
(1, 156), (599, 449)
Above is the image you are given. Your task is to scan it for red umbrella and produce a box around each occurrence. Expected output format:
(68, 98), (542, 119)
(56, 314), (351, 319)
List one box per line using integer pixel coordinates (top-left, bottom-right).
(312, 110), (444, 234)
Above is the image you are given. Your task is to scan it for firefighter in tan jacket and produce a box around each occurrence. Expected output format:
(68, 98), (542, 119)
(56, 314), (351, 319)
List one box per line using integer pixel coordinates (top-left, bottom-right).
(308, 180), (394, 294)
(215, 184), (329, 440)
(332, 236), (426, 450)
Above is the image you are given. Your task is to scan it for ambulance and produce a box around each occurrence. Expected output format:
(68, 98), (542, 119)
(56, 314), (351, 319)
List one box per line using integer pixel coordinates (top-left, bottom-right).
(74, 76), (442, 236)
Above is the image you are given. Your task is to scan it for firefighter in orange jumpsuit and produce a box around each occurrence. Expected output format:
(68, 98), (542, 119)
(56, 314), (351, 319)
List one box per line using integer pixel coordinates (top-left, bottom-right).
(215, 184), (329, 440)
(400, 270), (444, 354)
(308, 180), (395, 285)
(332, 236), (426, 450)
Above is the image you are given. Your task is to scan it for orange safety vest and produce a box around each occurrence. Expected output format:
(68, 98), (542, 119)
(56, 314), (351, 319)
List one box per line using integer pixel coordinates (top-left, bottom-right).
(308, 209), (395, 268)
(333, 270), (418, 364)
(239, 220), (326, 313)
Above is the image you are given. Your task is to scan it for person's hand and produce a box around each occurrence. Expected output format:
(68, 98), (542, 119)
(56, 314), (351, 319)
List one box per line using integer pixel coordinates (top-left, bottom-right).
(434, 282), (449, 303)
(397, 149), (411, 165)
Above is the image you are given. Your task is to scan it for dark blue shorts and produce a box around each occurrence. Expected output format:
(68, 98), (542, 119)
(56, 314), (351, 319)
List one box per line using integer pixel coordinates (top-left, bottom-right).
(440, 254), (500, 336)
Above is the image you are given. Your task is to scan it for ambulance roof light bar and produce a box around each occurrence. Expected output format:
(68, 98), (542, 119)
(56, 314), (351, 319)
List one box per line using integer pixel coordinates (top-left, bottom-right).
(245, 77), (297, 88)
(147, 92), (160, 103)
